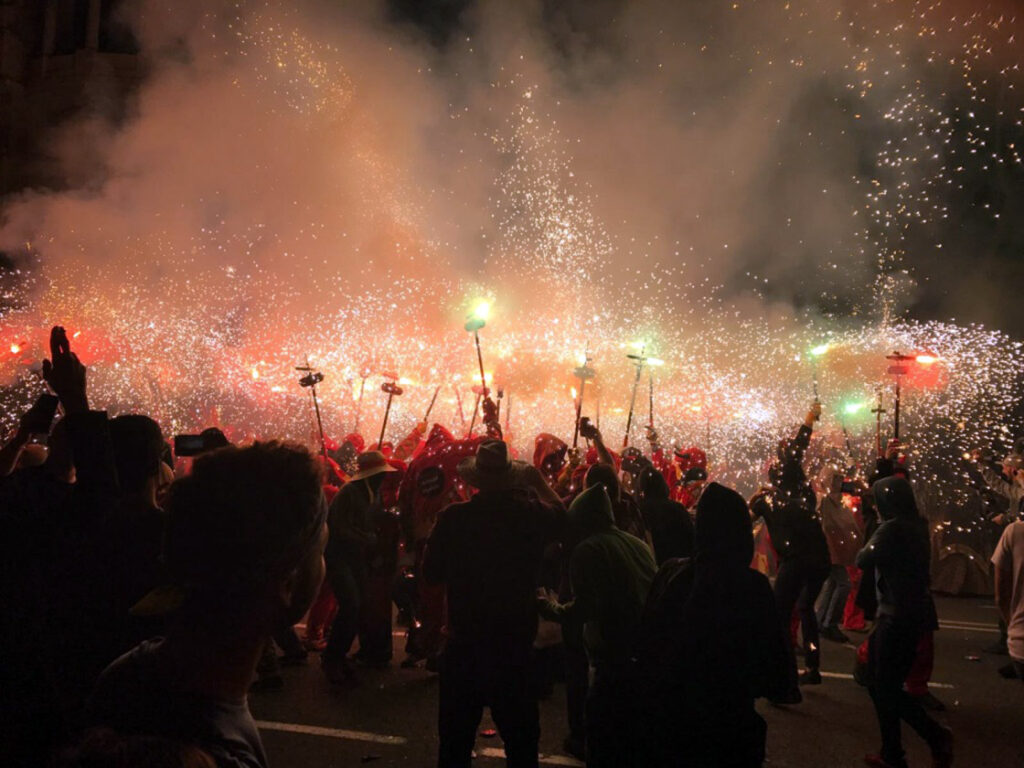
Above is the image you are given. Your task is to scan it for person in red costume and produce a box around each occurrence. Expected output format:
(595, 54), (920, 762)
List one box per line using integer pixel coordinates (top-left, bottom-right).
(647, 427), (708, 508)
(398, 424), (486, 667)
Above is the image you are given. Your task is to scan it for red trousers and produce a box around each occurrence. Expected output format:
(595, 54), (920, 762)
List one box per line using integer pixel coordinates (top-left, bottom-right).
(306, 580), (338, 641)
(842, 566), (866, 630)
(857, 629), (934, 694)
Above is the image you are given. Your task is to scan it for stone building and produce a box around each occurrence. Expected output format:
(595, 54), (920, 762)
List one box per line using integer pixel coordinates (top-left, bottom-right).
(0, 0), (141, 196)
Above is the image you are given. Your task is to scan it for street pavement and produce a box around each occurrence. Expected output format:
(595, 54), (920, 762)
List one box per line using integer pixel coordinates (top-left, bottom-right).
(250, 595), (1023, 767)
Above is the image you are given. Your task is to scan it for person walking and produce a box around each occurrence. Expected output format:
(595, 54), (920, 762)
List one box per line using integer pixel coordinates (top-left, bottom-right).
(817, 471), (862, 643)
(539, 484), (657, 768)
(322, 451), (397, 684)
(857, 476), (952, 768)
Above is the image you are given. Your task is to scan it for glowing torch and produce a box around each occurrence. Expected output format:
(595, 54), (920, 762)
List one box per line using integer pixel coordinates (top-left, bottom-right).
(809, 343), (830, 402)
(572, 346), (596, 448)
(296, 358), (327, 461)
(465, 300), (490, 396)
(623, 344), (663, 448)
(378, 373), (404, 449)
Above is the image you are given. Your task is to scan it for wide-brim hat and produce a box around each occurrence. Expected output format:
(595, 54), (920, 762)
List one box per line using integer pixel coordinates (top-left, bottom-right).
(349, 450), (399, 482)
(458, 439), (532, 490)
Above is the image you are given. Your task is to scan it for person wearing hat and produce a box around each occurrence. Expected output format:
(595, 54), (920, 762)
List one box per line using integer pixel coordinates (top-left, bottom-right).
(422, 439), (563, 768)
(538, 484), (656, 768)
(86, 441), (327, 768)
(322, 450), (398, 684)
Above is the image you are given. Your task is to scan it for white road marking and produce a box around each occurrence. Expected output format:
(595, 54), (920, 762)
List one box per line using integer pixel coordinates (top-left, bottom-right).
(255, 720), (407, 745)
(939, 620), (1000, 633)
(818, 671), (955, 689)
(478, 747), (584, 766)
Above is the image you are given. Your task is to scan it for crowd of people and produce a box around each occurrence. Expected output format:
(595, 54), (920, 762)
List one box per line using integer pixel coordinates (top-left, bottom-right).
(1, 324), (1022, 768)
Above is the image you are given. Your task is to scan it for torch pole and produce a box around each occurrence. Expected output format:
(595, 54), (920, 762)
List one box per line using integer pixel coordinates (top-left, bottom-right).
(453, 384), (466, 432)
(311, 382), (327, 462)
(378, 391), (395, 449)
(893, 376), (902, 443)
(572, 376), (586, 448)
(623, 361), (644, 449)
(423, 385), (441, 422)
(504, 392), (511, 435)
(354, 375), (367, 434)
(468, 392), (481, 437)
(474, 330), (487, 393)
(648, 370), (655, 429)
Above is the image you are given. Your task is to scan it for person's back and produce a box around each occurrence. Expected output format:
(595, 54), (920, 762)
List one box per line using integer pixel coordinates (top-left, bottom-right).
(637, 466), (694, 564)
(87, 441), (328, 768)
(857, 480), (936, 628)
(424, 487), (554, 648)
(88, 639), (264, 768)
(568, 517), (656, 671)
(422, 438), (564, 768)
(672, 483), (789, 767)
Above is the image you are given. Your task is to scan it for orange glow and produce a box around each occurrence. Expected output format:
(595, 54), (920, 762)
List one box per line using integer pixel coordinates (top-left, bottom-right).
(10, 343), (20, 354)
(916, 354), (938, 365)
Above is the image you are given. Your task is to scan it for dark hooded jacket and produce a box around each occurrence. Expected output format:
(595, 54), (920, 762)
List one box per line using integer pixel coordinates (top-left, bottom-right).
(539, 485), (656, 671)
(634, 483), (790, 768)
(637, 466), (694, 565)
(855, 476), (938, 630)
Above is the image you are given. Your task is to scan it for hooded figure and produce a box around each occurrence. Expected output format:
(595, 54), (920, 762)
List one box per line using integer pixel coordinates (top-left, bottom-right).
(533, 433), (569, 484)
(856, 477), (938, 630)
(634, 483), (790, 768)
(539, 485), (656, 768)
(855, 477), (950, 768)
(637, 466), (694, 564)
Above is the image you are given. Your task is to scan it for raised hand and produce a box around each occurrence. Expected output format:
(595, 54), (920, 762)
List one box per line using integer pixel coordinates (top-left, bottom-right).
(42, 326), (88, 414)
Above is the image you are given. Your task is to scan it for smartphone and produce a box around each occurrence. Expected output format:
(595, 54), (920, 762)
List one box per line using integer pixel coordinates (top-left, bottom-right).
(174, 434), (207, 457)
(22, 393), (60, 435)
(840, 480), (860, 495)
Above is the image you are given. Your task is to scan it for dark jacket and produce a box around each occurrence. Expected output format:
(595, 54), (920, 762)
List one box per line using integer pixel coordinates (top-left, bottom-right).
(763, 424), (829, 567)
(856, 477), (938, 630)
(423, 487), (558, 650)
(638, 467), (694, 565)
(325, 479), (379, 578)
(540, 485), (656, 672)
(635, 483), (790, 768)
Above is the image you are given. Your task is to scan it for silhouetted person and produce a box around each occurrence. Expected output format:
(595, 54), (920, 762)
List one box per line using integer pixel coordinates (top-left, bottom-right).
(539, 484), (656, 768)
(423, 439), (562, 768)
(637, 482), (790, 767)
(857, 477), (952, 768)
(322, 450), (397, 684)
(759, 401), (830, 699)
(87, 442), (327, 768)
(636, 465), (694, 564)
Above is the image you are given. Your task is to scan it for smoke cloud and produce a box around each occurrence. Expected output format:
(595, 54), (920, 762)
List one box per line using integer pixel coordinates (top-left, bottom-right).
(0, 0), (1020, 475)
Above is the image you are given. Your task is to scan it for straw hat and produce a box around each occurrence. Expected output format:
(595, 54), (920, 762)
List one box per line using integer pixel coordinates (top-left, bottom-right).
(349, 451), (399, 482)
(458, 439), (532, 490)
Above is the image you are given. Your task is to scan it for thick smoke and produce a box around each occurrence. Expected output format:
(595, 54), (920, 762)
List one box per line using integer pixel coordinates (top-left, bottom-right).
(0, 0), (1020, 467)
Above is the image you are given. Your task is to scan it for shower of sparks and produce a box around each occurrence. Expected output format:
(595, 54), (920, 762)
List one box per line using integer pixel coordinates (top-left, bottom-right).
(1, 0), (1023, 533)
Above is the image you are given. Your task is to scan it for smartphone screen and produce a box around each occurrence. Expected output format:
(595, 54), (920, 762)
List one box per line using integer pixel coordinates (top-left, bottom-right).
(174, 434), (207, 457)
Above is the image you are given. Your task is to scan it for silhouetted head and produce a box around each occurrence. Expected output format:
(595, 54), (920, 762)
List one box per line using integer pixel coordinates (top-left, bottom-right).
(637, 465), (670, 504)
(110, 414), (165, 496)
(695, 482), (754, 569)
(584, 462), (621, 502)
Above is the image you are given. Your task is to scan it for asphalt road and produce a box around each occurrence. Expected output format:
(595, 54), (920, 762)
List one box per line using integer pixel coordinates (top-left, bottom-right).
(249, 595), (1023, 768)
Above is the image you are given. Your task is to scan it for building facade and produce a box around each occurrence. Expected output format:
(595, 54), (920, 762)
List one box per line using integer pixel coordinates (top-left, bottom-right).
(0, 0), (140, 195)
